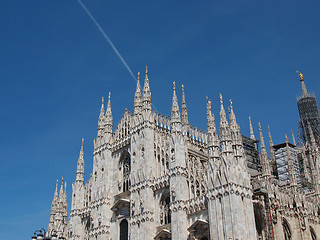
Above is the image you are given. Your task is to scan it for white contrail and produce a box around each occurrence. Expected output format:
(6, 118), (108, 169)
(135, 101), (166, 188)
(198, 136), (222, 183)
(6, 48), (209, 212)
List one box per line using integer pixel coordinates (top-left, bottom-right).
(77, 0), (159, 112)
(77, 0), (136, 81)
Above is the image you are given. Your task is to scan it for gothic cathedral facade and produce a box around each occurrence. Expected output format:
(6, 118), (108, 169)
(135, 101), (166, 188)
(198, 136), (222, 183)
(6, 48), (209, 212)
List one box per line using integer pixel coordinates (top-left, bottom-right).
(47, 68), (320, 240)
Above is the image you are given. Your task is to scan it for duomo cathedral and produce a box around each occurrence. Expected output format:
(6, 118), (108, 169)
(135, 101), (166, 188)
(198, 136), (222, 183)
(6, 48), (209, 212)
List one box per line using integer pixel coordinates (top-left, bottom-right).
(46, 67), (320, 240)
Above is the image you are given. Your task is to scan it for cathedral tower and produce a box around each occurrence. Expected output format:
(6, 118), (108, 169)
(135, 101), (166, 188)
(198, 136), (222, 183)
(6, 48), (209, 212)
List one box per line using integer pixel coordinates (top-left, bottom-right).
(297, 71), (320, 145)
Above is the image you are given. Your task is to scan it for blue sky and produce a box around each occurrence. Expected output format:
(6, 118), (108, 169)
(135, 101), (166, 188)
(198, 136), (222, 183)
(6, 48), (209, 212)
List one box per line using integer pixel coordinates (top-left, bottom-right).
(0, 0), (320, 239)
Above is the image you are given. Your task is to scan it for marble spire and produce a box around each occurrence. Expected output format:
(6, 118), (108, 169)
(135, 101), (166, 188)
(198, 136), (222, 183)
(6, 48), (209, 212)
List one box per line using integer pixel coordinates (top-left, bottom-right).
(171, 82), (181, 126)
(259, 123), (271, 176)
(181, 85), (189, 127)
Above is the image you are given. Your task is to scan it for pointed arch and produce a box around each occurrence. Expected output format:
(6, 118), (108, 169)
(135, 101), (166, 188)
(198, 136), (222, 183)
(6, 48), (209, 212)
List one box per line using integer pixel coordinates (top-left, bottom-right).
(119, 150), (131, 192)
(310, 226), (317, 240)
(187, 219), (210, 239)
(160, 190), (171, 226)
(282, 218), (292, 240)
(120, 219), (128, 240)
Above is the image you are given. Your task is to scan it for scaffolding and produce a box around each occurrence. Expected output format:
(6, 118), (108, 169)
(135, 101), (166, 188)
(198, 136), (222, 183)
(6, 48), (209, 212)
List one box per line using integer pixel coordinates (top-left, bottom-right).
(297, 95), (320, 145)
(242, 135), (260, 174)
(274, 143), (302, 186)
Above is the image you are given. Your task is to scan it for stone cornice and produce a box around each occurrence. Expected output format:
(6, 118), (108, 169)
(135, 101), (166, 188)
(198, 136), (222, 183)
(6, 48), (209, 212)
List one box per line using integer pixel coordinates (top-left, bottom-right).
(208, 182), (253, 200)
(130, 211), (154, 225)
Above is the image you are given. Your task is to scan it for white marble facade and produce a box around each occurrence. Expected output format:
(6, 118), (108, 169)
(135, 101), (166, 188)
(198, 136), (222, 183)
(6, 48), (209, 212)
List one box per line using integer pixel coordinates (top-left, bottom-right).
(47, 68), (320, 240)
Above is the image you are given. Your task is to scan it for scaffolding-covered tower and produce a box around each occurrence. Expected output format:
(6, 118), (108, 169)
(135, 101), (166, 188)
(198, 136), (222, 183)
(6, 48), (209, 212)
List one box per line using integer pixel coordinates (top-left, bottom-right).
(274, 141), (301, 186)
(297, 72), (320, 145)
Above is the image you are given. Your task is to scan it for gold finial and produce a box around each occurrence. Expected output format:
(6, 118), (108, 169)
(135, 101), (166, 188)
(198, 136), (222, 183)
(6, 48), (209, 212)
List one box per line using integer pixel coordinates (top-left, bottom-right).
(182, 84), (184, 91)
(173, 81), (176, 91)
(82, 138), (84, 146)
(108, 92), (111, 101)
(296, 70), (304, 81)
(229, 99), (233, 109)
(219, 93), (223, 105)
(137, 72), (140, 81)
(259, 122), (262, 131)
(102, 96), (104, 105)
(145, 65), (148, 75)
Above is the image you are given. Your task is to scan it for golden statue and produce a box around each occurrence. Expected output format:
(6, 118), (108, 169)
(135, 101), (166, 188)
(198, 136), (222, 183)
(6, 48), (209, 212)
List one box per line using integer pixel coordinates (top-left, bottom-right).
(296, 70), (304, 80)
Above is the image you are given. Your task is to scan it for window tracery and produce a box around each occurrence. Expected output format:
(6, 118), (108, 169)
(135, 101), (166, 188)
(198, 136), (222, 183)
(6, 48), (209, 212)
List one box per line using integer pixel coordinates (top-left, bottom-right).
(119, 152), (131, 192)
(160, 194), (171, 226)
(154, 143), (170, 177)
(186, 154), (207, 199)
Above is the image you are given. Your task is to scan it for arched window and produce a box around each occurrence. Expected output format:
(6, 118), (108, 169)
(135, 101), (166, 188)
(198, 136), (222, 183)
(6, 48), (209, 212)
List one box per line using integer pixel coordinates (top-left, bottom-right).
(282, 218), (292, 240)
(120, 152), (131, 192)
(160, 194), (171, 225)
(310, 226), (317, 240)
(120, 219), (128, 240)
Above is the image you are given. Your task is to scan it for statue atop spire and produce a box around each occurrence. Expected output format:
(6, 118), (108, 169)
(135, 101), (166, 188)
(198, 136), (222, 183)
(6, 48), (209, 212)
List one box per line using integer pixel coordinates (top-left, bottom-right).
(268, 125), (275, 163)
(64, 181), (67, 199)
(249, 116), (256, 141)
(76, 138), (85, 183)
(107, 92), (111, 108)
(134, 72), (142, 116)
(207, 97), (220, 161)
(219, 94), (232, 158)
(59, 177), (64, 197)
(80, 138), (84, 157)
(219, 94), (229, 133)
(219, 93), (223, 105)
(297, 70), (309, 97)
(259, 123), (271, 176)
(143, 65), (152, 114)
(171, 82), (181, 127)
(268, 126), (273, 146)
(105, 92), (113, 135)
(54, 179), (59, 200)
(97, 96), (106, 139)
(181, 84), (189, 128)
(229, 99), (236, 126)
(228, 99), (246, 165)
(298, 71), (304, 81)
(291, 129), (296, 146)
(100, 97), (105, 116)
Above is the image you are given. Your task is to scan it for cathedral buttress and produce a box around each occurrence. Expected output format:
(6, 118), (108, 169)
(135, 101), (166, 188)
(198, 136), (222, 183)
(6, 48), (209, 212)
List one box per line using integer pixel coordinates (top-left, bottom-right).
(142, 66), (152, 122)
(207, 95), (257, 240)
(169, 82), (189, 240)
(130, 67), (156, 240)
(181, 84), (189, 133)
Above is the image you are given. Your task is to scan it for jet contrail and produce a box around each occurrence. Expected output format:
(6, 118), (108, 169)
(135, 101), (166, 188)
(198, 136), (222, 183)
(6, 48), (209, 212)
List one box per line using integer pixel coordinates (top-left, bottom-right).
(77, 0), (136, 81)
